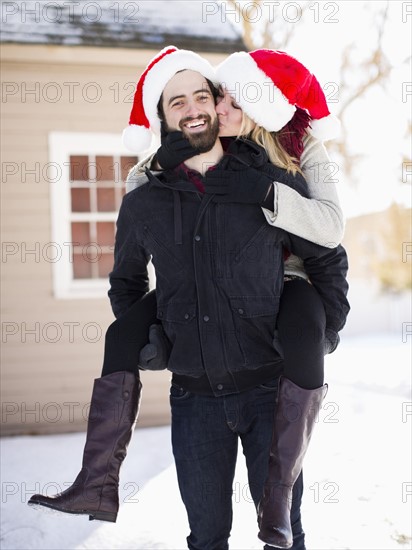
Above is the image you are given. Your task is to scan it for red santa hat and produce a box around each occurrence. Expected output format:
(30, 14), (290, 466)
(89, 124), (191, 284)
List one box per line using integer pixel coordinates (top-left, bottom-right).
(216, 49), (340, 141)
(123, 46), (218, 153)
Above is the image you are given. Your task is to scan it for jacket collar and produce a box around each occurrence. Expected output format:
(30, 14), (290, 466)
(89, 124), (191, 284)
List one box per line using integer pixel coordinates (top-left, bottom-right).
(144, 166), (201, 194)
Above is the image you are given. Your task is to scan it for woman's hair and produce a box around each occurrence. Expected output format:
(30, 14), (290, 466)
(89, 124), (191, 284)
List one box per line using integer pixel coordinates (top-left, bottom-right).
(239, 108), (311, 176)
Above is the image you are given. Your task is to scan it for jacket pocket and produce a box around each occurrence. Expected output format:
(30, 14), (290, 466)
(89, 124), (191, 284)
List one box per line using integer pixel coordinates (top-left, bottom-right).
(230, 296), (279, 318)
(157, 302), (196, 324)
(157, 302), (202, 376)
(229, 296), (281, 368)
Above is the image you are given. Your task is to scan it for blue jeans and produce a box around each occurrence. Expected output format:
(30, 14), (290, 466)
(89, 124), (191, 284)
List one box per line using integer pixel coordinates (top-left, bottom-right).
(170, 379), (305, 550)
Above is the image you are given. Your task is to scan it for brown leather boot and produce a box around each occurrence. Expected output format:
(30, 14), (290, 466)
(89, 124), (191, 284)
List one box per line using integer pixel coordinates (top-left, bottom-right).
(28, 371), (141, 522)
(257, 377), (327, 548)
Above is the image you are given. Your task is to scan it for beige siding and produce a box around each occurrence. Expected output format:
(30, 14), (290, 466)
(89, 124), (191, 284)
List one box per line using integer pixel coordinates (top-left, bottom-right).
(1, 44), (228, 436)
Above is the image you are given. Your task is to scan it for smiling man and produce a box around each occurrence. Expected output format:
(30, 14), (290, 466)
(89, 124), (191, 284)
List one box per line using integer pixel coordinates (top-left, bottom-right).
(160, 69), (220, 155)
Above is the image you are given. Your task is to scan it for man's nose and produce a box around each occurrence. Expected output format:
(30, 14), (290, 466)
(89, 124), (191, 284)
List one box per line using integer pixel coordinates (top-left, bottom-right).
(185, 101), (201, 118)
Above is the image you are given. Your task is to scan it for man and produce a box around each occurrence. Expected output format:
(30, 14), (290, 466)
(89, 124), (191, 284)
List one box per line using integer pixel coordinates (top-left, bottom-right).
(115, 46), (349, 550)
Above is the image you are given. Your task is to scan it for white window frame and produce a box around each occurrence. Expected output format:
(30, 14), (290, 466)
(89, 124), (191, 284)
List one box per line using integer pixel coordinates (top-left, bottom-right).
(48, 131), (136, 299)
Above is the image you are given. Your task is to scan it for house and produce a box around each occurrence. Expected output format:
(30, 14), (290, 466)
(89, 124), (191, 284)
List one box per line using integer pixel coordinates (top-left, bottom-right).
(341, 204), (412, 337)
(1, 0), (245, 435)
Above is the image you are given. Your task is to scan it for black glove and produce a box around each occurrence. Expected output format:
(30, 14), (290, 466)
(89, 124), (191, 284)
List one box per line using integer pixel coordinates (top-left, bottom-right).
(138, 324), (171, 371)
(204, 166), (273, 205)
(226, 138), (269, 168)
(324, 328), (340, 355)
(156, 130), (199, 170)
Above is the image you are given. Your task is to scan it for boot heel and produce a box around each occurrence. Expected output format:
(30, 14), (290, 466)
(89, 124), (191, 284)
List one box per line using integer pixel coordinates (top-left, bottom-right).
(89, 510), (117, 523)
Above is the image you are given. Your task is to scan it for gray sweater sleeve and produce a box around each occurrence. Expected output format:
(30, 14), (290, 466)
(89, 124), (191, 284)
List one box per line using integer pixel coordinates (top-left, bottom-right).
(261, 134), (345, 248)
(125, 153), (156, 193)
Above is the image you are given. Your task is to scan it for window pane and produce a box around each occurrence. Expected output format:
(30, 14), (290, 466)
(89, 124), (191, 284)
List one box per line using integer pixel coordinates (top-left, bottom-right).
(71, 222), (90, 246)
(71, 188), (90, 212)
(96, 156), (115, 181)
(70, 155), (89, 181)
(98, 253), (114, 278)
(121, 156), (138, 181)
(73, 254), (92, 278)
(97, 222), (115, 246)
(97, 188), (115, 212)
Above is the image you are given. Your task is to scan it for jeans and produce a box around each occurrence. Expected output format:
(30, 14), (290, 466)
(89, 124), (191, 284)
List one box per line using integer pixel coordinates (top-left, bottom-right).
(170, 379), (305, 550)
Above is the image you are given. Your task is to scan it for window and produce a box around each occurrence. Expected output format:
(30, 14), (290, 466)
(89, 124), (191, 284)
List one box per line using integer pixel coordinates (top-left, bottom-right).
(49, 132), (138, 299)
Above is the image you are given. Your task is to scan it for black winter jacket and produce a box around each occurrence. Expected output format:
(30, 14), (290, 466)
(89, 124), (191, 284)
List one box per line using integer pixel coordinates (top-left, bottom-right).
(109, 140), (350, 396)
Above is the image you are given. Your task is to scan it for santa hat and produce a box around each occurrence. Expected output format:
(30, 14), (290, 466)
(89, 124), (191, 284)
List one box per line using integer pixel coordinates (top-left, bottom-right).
(216, 49), (340, 141)
(123, 46), (218, 153)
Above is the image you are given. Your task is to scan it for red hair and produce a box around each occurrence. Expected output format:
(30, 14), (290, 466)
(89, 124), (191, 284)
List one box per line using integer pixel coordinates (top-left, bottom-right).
(278, 107), (311, 161)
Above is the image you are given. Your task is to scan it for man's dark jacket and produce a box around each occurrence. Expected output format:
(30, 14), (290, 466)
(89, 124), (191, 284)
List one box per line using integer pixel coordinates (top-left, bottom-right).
(109, 140), (350, 396)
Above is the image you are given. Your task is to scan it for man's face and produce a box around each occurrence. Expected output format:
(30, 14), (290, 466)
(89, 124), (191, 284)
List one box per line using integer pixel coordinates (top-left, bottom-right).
(162, 70), (219, 153)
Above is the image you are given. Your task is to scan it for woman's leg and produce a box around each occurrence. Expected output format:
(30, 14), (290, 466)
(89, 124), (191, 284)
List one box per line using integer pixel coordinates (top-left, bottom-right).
(101, 289), (158, 376)
(276, 279), (326, 388)
(28, 292), (157, 522)
(258, 279), (328, 548)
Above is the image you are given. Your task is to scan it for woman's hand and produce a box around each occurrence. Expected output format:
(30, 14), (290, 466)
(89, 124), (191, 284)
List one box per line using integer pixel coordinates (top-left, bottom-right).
(156, 130), (200, 170)
(324, 328), (340, 355)
(138, 324), (171, 370)
(204, 166), (273, 205)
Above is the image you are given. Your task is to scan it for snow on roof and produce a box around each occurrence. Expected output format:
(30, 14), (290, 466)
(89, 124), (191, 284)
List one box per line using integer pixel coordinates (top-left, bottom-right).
(1, 0), (246, 52)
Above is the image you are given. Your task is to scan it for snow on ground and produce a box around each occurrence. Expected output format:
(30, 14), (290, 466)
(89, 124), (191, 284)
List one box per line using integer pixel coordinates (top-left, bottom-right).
(1, 333), (411, 550)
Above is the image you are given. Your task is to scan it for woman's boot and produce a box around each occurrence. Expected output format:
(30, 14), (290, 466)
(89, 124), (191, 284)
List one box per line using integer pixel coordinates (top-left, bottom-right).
(257, 376), (327, 548)
(28, 371), (141, 522)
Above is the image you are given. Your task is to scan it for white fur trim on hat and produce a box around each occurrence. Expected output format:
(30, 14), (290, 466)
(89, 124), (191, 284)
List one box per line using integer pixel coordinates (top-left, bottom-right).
(309, 113), (341, 141)
(216, 51), (296, 132)
(143, 49), (218, 136)
(122, 125), (153, 154)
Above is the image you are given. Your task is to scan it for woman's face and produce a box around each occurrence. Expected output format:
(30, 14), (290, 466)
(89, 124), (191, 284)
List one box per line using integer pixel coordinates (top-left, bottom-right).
(215, 87), (244, 137)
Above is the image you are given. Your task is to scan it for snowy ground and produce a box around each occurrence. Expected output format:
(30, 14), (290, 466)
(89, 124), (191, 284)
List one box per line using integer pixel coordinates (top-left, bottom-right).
(1, 333), (411, 550)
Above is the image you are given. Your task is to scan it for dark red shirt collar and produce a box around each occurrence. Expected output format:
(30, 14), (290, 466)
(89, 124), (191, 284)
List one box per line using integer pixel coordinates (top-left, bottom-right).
(175, 163), (206, 193)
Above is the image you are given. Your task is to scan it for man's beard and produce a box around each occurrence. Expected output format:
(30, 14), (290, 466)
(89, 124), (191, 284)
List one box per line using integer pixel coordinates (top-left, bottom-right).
(169, 114), (219, 153)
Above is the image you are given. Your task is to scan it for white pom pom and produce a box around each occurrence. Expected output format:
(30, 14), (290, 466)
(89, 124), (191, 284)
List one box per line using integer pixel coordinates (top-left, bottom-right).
(309, 114), (341, 142)
(122, 125), (153, 153)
